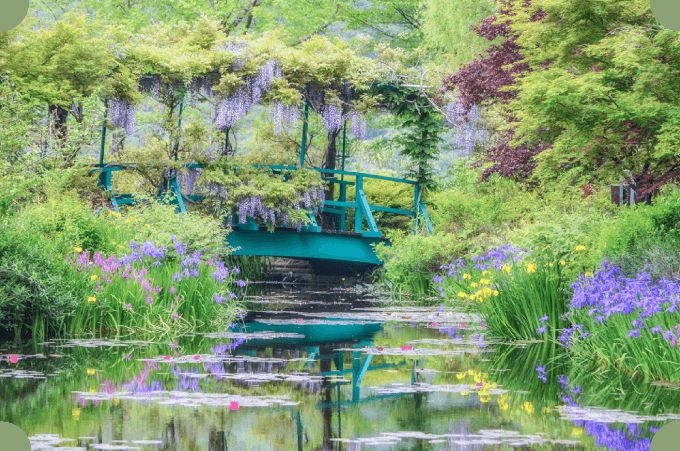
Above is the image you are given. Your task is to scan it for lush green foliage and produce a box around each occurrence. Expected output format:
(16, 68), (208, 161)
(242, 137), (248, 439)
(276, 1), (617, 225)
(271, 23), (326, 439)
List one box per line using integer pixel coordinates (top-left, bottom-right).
(378, 85), (443, 186)
(0, 170), (237, 339)
(443, 0), (678, 192)
(376, 232), (459, 298)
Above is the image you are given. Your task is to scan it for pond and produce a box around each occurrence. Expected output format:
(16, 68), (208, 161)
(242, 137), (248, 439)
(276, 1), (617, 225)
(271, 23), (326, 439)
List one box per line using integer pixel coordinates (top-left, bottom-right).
(1, 285), (678, 450)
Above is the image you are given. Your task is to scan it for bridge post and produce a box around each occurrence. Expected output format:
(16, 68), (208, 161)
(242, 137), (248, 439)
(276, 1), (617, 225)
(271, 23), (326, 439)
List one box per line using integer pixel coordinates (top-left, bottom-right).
(338, 182), (347, 232)
(413, 184), (421, 234)
(339, 123), (347, 231)
(299, 100), (310, 167)
(97, 101), (108, 189)
(354, 175), (363, 233)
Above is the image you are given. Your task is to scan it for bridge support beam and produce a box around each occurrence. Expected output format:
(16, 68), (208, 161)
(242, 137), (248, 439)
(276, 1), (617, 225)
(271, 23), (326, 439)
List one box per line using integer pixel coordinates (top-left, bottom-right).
(228, 229), (386, 265)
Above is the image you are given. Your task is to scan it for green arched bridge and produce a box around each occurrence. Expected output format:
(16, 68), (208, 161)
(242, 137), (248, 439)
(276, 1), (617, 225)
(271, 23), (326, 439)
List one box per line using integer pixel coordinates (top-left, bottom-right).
(95, 163), (432, 266)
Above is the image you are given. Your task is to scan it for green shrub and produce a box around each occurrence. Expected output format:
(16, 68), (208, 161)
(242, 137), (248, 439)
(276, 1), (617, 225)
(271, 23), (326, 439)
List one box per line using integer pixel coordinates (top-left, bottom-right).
(119, 199), (227, 256)
(590, 187), (680, 278)
(0, 187), (236, 339)
(0, 231), (89, 340)
(376, 232), (460, 298)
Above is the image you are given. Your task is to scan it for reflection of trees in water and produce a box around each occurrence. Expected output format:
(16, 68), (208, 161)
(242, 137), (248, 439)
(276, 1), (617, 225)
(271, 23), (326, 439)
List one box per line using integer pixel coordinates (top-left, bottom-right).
(320, 344), (335, 451)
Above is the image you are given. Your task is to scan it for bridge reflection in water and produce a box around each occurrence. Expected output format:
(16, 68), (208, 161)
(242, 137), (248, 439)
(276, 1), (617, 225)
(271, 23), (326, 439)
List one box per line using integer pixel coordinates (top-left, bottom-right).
(224, 310), (420, 451)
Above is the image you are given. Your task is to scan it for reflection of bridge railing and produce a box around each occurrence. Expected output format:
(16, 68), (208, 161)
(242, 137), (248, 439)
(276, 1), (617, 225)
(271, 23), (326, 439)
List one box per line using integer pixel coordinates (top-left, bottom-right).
(93, 163), (433, 237)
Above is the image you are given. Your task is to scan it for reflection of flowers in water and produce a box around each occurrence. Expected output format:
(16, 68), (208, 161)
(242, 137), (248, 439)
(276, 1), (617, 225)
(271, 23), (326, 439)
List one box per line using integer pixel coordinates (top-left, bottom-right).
(557, 374), (657, 451)
(579, 422), (650, 451)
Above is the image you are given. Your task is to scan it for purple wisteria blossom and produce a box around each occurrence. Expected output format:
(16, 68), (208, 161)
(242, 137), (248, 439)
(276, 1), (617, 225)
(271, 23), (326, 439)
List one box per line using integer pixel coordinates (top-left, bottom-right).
(271, 102), (300, 135)
(108, 97), (136, 135)
(350, 111), (367, 140)
(445, 100), (489, 156)
(321, 103), (343, 133)
(235, 185), (324, 229)
(214, 60), (281, 130)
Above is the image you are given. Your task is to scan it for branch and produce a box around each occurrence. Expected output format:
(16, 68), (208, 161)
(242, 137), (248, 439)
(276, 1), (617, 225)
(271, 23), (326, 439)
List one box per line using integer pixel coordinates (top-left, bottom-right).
(228, 0), (263, 33)
(294, 4), (340, 44)
(351, 16), (397, 39)
(392, 6), (421, 30)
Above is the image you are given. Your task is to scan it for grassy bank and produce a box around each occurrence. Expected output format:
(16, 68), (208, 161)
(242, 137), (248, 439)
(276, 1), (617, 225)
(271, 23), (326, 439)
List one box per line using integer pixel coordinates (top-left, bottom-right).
(379, 165), (680, 381)
(0, 169), (244, 340)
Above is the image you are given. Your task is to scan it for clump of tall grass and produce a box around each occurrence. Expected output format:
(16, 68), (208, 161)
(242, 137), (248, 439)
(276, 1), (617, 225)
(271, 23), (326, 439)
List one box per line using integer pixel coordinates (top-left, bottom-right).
(434, 245), (571, 341)
(69, 239), (245, 337)
(478, 262), (569, 341)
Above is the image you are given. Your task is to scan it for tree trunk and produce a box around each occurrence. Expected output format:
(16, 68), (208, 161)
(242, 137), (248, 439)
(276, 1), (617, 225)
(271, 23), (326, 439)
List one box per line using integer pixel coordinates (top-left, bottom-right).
(48, 104), (69, 145)
(321, 129), (341, 229)
(323, 129), (341, 199)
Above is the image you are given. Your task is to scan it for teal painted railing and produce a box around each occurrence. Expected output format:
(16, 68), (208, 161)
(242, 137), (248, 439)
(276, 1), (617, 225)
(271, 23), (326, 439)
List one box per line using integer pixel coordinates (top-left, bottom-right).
(91, 163), (433, 237)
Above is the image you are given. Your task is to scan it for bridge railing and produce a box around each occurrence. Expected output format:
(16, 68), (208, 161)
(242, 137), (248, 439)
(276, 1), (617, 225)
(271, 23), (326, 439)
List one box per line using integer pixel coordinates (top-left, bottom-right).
(261, 165), (432, 237)
(92, 163), (433, 237)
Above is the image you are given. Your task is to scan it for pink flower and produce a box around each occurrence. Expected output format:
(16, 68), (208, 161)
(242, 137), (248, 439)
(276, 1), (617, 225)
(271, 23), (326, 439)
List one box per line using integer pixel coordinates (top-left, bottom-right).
(295, 318), (304, 323)
(229, 401), (239, 410)
(8, 354), (19, 364)
(169, 286), (177, 294)
(377, 346), (384, 352)
(146, 296), (153, 305)
(400, 345), (413, 351)
(163, 355), (171, 361)
(123, 303), (133, 311)
(193, 355), (201, 361)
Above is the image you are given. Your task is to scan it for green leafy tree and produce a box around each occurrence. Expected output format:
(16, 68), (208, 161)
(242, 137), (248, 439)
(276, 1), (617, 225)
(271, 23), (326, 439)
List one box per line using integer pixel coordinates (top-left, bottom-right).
(1, 14), (131, 154)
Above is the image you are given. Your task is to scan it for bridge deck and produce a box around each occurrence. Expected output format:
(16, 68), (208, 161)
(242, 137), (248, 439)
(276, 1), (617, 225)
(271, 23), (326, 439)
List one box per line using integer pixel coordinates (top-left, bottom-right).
(229, 227), (387, 265)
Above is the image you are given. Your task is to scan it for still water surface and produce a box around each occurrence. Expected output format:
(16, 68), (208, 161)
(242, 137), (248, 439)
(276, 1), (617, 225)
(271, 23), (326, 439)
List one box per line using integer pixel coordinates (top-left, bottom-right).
(1, 285), (678, 450)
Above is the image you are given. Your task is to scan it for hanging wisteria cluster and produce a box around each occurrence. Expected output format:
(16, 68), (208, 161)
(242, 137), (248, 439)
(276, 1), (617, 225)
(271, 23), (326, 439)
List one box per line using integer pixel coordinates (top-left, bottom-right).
(138, 76), (159, 97)
(214, 60), (281, 131)
(320, 103), (343, 134)
(108, 97), (136, 135)
(350, 111), (368, 140)
(271, 102), (300, 135)
(188, 75), (215, 102)
(236, 185), (325, 230)
(177, 168), (202, 196)
(445, 100), (489, 156)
